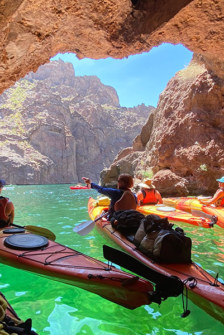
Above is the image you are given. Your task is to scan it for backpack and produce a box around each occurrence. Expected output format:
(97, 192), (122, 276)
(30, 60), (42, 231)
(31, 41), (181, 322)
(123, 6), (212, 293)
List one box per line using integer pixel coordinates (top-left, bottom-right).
(110, 210), (145, 235)
(134, 214), (171, 246)
(134, 214), (192, 264)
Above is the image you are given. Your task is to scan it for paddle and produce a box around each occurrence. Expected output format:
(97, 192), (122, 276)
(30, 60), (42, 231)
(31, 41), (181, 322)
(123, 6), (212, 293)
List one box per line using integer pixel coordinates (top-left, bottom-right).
(11, 223), (56, 241)
(73, 212), (108, 236)
(191, 210), (217, 226)
(103, 245), (184, 300)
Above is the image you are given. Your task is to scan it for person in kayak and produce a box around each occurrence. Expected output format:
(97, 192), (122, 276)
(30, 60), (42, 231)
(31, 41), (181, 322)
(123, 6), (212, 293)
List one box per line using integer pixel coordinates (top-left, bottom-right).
(137, 178), (163, 206)
(82, 174), (137, 215)
(0, 179), (15, 227)
(199, 176), (224, 207)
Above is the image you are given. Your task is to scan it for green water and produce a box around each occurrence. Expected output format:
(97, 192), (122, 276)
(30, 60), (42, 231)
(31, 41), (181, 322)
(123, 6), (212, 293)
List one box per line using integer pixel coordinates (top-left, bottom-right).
(0, 185), (224, 335)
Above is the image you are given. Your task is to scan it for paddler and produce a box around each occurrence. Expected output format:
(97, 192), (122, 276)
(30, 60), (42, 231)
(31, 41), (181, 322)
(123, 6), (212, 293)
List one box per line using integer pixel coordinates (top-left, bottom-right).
(136, 178), (163, 206)
(0, 179), (15, 227)
(199, 176), (224, 207)
(82, 174), (137, 216)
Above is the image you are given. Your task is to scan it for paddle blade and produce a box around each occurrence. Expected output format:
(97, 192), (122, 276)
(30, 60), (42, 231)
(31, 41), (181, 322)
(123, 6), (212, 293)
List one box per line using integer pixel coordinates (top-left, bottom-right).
(73, 220), (95, 236)
(103, 245), (183, 299)
(25, 225), (56, 241)
(191, 210), (217, 226)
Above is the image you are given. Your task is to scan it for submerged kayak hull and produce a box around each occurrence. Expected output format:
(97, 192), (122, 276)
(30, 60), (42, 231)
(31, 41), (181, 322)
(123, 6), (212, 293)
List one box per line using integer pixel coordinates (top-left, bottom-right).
(88, 197), (224, 323)
(0, 227), (153, 309)
(137, 204), (212, 228)
(163, 197), (224, 228)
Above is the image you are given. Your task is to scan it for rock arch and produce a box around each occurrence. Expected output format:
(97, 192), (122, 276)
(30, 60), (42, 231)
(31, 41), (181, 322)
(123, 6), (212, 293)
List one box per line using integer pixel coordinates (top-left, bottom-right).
(0, 0), (224, 94)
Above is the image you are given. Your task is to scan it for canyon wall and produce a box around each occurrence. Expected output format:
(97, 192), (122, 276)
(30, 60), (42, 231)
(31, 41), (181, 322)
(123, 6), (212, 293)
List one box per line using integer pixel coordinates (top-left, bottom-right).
(0, 1), (224, 192)
(102, 55), (224, 195)
(0, 60), (153, 184)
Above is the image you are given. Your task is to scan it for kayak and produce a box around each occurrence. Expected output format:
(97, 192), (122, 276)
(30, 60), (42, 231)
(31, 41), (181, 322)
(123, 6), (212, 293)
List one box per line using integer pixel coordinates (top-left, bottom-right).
(0, 291), (37, 334)
(137, 204), (214, 228)
(88, 197), (224, 323)
(70, 185), (89, 190)
(163, 197), (224, 228)
(0, 227), (153, 310)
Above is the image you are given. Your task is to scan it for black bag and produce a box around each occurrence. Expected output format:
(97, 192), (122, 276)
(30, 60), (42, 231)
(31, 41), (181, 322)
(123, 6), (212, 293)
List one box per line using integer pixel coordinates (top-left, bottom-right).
(134, 214), (192, 264)
(110, 210), (145, 235)
(134, 214), (171, 246)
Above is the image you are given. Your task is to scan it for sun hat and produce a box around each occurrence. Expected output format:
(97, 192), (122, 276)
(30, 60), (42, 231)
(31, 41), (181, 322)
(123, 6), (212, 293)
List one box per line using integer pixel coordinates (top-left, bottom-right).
(0, 179), (6, 188)
(138, 179), (154, 189)
(216, 176), (224, 183)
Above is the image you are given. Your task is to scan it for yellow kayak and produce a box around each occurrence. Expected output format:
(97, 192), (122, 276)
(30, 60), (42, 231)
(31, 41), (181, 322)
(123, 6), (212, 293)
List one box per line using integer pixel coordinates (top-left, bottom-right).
(163, 197), (224, 228)
(137, 204), (214, 228)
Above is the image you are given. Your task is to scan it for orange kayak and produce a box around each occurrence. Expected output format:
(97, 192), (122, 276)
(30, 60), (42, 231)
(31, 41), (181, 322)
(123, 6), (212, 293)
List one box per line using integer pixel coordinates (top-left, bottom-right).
(88, 197), (224, 323)
(0, 227), (153, 310)
(163, 197), (224, 228)
(137, 204), (214, 228)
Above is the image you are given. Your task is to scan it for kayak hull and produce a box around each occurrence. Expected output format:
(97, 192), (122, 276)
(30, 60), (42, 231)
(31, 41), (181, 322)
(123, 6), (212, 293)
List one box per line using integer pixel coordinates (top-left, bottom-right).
(163, 197), (224, 228)
(88, 197), (224, 323)
(0, 227), (153, 309)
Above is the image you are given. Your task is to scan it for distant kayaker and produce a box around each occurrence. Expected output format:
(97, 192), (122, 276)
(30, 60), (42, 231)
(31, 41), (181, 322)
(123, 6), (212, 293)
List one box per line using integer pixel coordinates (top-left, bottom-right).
(199, 176), (224, 207)
(82, 174), (137, 215)
(0, 179), (15, 226)
(137, 178), (163, 206)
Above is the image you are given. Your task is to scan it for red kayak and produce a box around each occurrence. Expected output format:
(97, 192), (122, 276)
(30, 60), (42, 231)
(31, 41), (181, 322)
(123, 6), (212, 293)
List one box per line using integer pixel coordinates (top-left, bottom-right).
(88, 197), (224, 323)
(0, 226), (153, 310)
(70, 185), (89, 190)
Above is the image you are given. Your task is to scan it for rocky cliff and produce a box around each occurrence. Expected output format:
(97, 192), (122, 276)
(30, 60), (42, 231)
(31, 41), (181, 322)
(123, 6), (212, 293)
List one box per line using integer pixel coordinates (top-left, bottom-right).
(102, 55), (224, 195)
(0, 1), (224, 192)
(0, 60), (154, 184)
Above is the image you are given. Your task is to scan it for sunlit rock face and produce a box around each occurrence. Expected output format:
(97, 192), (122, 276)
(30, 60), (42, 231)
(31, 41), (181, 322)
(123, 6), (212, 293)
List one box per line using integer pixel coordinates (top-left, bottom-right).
(0, 0), (224, 94)
(103, 55), (224, 195)
(0, 60), (153, 184)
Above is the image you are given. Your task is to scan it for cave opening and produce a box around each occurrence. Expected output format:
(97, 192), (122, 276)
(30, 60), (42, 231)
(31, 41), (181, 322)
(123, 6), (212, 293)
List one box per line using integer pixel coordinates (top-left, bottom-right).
(0, 43), (192, 185)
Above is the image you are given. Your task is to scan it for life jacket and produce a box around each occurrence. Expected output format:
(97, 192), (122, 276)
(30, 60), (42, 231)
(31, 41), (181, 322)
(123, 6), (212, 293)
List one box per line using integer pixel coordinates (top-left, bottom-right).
(114, 191), (137, 211)
(140, 189), (158, 205)
(0, 196), (10, 226)
(215, 194), (224, 207)
(213, 188), (224, 207)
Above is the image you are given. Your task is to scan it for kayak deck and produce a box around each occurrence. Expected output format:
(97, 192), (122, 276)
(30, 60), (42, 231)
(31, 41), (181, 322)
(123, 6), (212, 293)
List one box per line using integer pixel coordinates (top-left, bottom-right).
(88, 197), (224, 323)
(0, 227), (153, 310)
(138, 204), (213, 228)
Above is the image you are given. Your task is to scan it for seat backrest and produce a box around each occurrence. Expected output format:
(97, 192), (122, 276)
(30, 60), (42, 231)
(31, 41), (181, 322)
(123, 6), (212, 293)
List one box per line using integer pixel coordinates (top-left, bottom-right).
(114, 191), (137, 211)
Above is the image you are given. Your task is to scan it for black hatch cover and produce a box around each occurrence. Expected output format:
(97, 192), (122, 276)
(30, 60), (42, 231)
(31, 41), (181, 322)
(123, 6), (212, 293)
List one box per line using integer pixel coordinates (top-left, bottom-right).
(4, 233), (48, 250)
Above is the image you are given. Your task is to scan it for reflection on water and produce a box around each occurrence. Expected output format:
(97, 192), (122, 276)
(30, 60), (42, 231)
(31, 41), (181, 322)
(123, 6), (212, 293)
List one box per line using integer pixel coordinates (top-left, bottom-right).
(0, 185), (224, 335)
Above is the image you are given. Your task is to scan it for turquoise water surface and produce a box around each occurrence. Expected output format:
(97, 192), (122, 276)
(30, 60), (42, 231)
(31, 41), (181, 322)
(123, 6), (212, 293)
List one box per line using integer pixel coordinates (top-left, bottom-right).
(0, 185), (224, 335)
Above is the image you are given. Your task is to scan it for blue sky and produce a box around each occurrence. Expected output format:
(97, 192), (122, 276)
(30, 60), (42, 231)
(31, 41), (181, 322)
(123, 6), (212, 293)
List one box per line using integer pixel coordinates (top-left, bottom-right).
(51, 43), (193, 108)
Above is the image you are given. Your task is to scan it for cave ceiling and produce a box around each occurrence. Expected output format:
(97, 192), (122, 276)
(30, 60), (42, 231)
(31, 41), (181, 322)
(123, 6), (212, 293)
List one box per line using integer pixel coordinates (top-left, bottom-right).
(0, 0), (224, 95)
